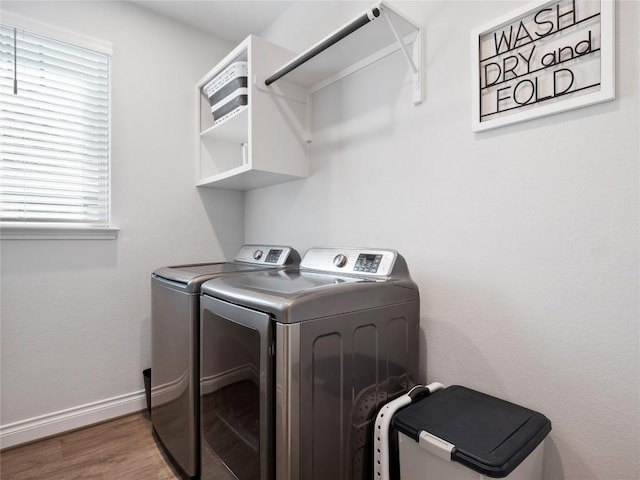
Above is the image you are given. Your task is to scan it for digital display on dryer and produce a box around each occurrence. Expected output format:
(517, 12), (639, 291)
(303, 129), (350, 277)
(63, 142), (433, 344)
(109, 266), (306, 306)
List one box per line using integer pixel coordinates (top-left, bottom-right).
(354, 254), (382, 273)
(265, 249), (283, 263)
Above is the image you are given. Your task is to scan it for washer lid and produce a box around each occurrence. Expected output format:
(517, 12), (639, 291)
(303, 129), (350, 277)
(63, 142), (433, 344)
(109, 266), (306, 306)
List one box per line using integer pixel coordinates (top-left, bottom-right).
(392, 386), (551, 478)
(153, 262), (257, 285)
(215, 269), (367, 295)
(200, 269), (417, 323)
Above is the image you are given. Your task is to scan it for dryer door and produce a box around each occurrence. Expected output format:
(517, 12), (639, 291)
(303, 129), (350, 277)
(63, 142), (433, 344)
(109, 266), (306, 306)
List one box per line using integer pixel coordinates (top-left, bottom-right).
(200, 295), (273, 480)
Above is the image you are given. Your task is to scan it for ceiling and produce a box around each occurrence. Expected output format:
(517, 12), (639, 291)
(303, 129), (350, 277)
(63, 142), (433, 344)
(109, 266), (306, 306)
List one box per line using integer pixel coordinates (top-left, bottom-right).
(132, 1), (293, 44)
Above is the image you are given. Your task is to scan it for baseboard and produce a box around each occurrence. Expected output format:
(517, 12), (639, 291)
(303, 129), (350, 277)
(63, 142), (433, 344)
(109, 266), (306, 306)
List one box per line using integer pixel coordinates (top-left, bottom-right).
(0, 390), (147, 449)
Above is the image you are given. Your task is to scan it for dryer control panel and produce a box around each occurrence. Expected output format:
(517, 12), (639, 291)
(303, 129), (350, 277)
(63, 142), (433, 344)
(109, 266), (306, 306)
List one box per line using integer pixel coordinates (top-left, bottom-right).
(301, 248), (398, 277)
(235, 245), (294, 266)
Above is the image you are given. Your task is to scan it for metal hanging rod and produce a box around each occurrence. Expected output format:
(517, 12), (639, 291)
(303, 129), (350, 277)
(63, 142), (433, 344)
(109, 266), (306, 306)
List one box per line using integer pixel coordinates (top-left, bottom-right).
(264, 6), (381, 86)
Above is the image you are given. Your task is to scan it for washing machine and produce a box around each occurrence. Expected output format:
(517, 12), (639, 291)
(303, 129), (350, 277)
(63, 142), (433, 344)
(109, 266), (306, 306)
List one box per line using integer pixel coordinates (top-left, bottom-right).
(151, 245), (300, 479)
(199, 247), (420, 480)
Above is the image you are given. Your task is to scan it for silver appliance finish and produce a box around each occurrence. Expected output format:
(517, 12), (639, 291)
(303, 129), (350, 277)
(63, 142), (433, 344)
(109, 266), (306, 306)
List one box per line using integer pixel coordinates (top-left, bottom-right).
(150, 245), (299, 479)
(199, 247), (420, 480)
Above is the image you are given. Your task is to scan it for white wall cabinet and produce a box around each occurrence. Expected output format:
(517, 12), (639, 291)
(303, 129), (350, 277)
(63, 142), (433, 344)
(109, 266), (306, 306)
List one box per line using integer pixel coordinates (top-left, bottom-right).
(196, 35), (309, 190)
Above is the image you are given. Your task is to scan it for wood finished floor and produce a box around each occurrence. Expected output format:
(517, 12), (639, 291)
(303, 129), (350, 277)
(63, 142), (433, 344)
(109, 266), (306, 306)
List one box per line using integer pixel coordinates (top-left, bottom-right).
(0, 412), (182, 480)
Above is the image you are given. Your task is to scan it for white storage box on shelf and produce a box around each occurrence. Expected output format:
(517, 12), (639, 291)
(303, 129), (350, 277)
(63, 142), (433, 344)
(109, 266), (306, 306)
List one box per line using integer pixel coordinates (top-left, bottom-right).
(196, 36), (309, 191)
(374, 384), (551, 480)
(203, 61), (247, 100)
(203, 61), (248, 125)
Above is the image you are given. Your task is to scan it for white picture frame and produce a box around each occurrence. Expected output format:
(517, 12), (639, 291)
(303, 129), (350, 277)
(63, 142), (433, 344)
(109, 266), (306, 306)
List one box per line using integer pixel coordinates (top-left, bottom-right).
(471, 0), (615, 132)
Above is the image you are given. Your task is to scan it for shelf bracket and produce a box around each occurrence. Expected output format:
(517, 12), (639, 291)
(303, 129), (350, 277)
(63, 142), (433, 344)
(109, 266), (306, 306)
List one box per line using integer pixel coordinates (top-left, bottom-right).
(381, 9), (423, 105)
(412, 29), (424, 105)
(382, 9), (417, 74)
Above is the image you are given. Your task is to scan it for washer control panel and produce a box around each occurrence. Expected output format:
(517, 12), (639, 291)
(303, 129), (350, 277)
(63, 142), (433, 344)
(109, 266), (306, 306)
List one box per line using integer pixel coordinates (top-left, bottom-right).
(235, 245), (292, 266)
(353, 253), (383, 273)
(302, 248), (397, 277)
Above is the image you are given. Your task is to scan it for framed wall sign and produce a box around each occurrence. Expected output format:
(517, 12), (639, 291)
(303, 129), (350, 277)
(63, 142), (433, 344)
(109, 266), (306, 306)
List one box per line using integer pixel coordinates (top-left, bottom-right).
(471, 0), (615, 132)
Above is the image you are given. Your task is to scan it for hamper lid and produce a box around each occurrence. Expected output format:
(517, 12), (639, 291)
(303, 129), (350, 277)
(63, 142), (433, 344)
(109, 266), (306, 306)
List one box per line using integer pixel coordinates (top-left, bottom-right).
(391, 385), (551, 478)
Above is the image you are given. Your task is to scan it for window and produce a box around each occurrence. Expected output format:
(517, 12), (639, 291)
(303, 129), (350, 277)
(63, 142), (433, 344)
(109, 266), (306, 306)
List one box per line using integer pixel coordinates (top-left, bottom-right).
(0, 18), (114, 237)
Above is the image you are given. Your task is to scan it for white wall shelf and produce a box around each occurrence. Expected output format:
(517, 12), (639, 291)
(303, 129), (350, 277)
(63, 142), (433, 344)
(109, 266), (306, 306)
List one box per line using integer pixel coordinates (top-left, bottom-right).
(195, 3), (421, 191)
(195, 35), (309, 191)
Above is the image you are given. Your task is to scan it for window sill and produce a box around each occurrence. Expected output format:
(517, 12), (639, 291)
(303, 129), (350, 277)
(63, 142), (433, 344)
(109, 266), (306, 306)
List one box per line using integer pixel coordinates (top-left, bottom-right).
(0, 225), (120, 240)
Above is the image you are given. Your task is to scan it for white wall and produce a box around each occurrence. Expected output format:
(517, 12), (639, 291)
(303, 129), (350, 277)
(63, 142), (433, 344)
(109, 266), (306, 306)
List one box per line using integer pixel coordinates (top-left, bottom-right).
(248, 1), (639, 479)
(0, 0), (243, 441)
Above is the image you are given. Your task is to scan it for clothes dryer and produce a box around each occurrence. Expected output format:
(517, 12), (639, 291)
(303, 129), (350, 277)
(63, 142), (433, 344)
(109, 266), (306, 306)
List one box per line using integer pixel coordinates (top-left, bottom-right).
(199, 247), (420, 480)
(151, 245), (299, 479)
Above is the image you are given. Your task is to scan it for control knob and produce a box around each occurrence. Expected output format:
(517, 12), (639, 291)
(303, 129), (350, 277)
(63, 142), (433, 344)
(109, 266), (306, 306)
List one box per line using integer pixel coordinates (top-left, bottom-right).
(253, 250), (263, 260)
(333, 254), (348, 268)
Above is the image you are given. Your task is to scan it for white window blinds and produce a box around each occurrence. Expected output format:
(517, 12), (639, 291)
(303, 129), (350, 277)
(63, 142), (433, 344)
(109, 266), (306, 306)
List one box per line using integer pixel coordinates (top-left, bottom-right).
(0, 24), (110, 227)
